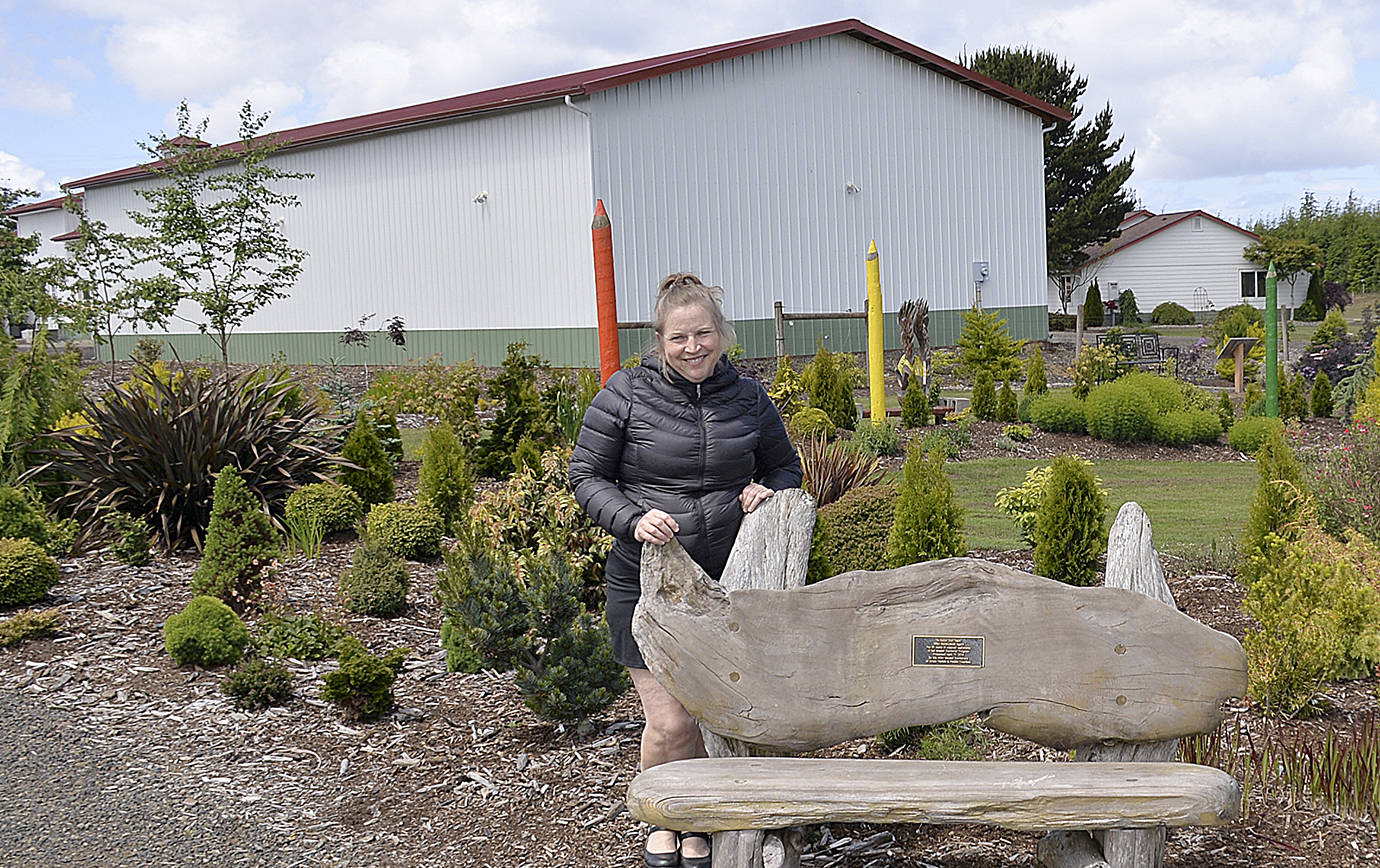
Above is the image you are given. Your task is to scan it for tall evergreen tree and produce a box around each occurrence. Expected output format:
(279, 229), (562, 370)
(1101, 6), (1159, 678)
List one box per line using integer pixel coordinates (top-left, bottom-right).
(966, 48), (1136, 278)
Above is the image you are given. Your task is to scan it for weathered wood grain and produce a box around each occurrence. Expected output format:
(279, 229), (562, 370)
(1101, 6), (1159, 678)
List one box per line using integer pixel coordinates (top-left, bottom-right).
(626, 758), (1241, 833)
(1039, 831), (1110, 868)
(692, 490), (815, 868)
(632, 551), (1247, 752)
(1081, 502), (1182, 868)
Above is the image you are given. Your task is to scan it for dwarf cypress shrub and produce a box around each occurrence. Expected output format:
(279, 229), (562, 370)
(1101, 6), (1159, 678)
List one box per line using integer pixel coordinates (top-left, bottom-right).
(887, 446), (964, 567)
(1117, 289), (1141, 325)
(1311, 372), (1334, 417)
(1083, 281), (1104, 327)
(320, 636), (409, 720)
(996, 380), (1019, 423)
(1023, 346), (1048, 398)
(339, 531), (410, 617)
(1033, 455), (1107, 586)
(340, 413), (394, 507)
(971, 369), (997, 421)
(364, 502), (444, 561)
(418, 422), (474, 532)
(900, 383), (931, 428)
(808, 484), (896, 581)
(1239, 429), (1305, 586)
(163, 596), (248, 667)
(191, 467), (278, 611)
(475, 342), (557, 477)
(0, 538), (59, 606)
(802, 345), (858, 431)
(284, 483), (364, 536)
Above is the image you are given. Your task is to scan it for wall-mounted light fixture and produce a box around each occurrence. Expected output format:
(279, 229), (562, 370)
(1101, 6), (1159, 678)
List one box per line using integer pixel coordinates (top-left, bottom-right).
(473, 191), (488, 204)
(845, 182), (861, 195)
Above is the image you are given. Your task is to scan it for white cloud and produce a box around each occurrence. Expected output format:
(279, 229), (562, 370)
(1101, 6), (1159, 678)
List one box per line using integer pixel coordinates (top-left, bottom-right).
(0, 152), (60, 194)
(175, 82), (308, 143)
(0, 31), (75, 112)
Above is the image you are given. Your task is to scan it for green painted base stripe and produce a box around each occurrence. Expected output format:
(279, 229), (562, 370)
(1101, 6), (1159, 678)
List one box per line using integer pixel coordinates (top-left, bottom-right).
(102, 306), (1049, 368)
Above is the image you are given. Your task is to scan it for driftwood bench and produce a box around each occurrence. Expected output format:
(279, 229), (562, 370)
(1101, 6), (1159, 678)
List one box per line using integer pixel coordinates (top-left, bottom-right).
(625, 491), (1247, 868)
(1095, 332), (1180, 375)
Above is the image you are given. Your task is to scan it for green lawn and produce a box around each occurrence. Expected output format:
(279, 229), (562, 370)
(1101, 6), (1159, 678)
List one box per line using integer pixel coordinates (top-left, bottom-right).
(948, 458), (1258, 554)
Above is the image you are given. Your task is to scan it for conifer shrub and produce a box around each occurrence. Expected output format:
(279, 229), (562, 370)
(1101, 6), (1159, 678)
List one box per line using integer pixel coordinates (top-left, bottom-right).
(1239, 428), (1305, 584)
(887, 446), (965, 567)
(1151, 409), (1222, 447)
(849, 419), (900, 456)
(1151, 301), (1195, 325)
(1083, 281), (1104, 327)
(284, 483), (364, 536)
(163, 596), (249, 667)
(1032, 456), (1107, 586)
(789, 407), (836, 441)
(801, 346), (858, 430)
(339, 531), (410, 616)
(768, 356), (806, 419)
(417, 422), (474, 532)
(102, 509), (152, 566)
(1227, 416), (1284, 454)
(996, 380), (1018, 423)
(1028, 391), (1086, 433)
(0, 607), (62, 647)
(899, 383), (931, 428)
(1310, 372), (1334, 417)
(970, 369), (997, 420)
(320, 636), (409, 721)
(1116, 288), (1141, 325)
(1023, 346), (1048, 398)
(437, 533), (627, 721)
(371, 413), (403, 469)
(252, 610), (346, 660)
(1243, 522), (1380, 716)
(364, 502), (443, 561)
(1217, 390), (1236, 431)
(191, 467), (278, 611)
(340, 412), (395, 507)
(1085, 379), (1156, 442)
(221, 657), (293, 710)
(0, 538), (59, 606)
(1308, 311), (1349, 349)
(996, 459), (1105, 546)
(807, 484), (896, 582)
(475, 342), (557, 477)
(0, 487), (48, 550)
(957, 306), (1024, 381)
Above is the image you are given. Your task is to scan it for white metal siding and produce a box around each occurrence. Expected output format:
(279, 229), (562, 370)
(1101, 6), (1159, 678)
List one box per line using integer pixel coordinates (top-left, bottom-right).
(14, 208), (78, 262)
(589, 34), (1048, 325)
(81, 100), (595, 336)
(1061, 220), (1309, 317)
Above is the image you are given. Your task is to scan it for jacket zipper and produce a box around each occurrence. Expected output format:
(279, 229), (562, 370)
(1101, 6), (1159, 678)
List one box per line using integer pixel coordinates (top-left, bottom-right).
(695, 383), (708, 531)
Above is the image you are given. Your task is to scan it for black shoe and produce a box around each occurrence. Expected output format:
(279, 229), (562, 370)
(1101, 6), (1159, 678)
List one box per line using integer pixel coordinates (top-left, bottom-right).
(679, 832), (711, 868)
(644, 826), (680, 868)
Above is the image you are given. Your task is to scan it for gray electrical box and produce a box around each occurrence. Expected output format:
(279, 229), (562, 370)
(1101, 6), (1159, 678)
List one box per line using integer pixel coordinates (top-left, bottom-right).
(972, 261), (990, 284)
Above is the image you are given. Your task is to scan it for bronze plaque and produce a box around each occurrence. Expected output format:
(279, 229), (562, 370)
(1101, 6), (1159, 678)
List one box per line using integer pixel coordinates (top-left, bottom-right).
(913, 635), (984, 668)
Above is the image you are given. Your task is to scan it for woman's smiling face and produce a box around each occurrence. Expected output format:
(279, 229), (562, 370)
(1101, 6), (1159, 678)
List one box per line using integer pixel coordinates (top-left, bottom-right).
(659, 301), (724, 383)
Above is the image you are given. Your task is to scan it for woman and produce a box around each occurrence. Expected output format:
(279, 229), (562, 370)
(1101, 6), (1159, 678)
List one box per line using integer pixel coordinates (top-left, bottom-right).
(570, 273), (802, 867)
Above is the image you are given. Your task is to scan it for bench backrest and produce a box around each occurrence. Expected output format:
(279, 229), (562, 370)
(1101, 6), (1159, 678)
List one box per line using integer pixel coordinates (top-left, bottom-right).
(633, 491), (1247, 754)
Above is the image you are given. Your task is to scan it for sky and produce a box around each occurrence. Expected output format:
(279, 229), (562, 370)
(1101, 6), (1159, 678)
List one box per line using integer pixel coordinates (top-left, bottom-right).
(3, 0), (1379, 227)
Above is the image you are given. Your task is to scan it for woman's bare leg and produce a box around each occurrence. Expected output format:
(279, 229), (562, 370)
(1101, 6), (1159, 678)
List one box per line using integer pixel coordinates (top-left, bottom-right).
(630, 667), (708, 859)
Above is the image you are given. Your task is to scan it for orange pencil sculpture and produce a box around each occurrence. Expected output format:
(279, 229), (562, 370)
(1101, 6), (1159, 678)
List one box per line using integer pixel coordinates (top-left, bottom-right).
(592, 199), (620, 384)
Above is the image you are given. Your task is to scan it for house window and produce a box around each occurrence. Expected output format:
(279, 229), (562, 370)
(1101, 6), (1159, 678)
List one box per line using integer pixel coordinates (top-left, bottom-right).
(1240, 270), (1267, 298)
(1192, 216), (1203, 232)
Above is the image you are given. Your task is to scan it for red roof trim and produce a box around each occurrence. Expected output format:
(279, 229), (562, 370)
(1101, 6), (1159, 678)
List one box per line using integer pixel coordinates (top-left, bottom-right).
(50, 229), (82, 242)
(66, 19), (1071, 191)
(1076, 210), (1259, 272)
(3, 192), (81, 217)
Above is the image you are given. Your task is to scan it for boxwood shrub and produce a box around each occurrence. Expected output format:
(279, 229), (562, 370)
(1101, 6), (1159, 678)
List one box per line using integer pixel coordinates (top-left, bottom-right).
(1227, 416), (1285, 455)
(1028, 392), (1086, 434)
(0, 538), (59, 607)
(364, 502), (444, 560)
(285, 483), (364, 536)
(163, 596), (249, 667)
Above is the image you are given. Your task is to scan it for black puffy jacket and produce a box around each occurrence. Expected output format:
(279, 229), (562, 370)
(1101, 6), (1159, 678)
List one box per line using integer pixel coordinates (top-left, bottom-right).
(569, 356), (802, 588)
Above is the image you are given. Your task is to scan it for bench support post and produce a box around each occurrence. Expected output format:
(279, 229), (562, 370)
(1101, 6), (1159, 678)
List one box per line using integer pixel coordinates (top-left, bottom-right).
(1042, 502), (1177, 868)
(705, 490), (816, 868)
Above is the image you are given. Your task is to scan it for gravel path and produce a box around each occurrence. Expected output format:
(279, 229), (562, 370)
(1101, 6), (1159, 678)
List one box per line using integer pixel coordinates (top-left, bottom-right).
(1, 687), (299, 868)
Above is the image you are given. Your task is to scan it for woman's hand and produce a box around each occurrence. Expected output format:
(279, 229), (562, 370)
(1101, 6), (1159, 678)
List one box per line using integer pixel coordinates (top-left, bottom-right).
(634, 509), (680, 546)
(739, 482), (774, 513)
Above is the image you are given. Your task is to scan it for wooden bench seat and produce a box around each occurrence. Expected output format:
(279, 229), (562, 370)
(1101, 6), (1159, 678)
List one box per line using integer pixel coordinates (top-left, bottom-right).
(628, 758), (1241, 832)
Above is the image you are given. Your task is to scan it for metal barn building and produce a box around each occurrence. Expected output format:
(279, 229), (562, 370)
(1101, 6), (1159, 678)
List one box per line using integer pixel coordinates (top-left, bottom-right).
(35, 19), (1066, 366)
